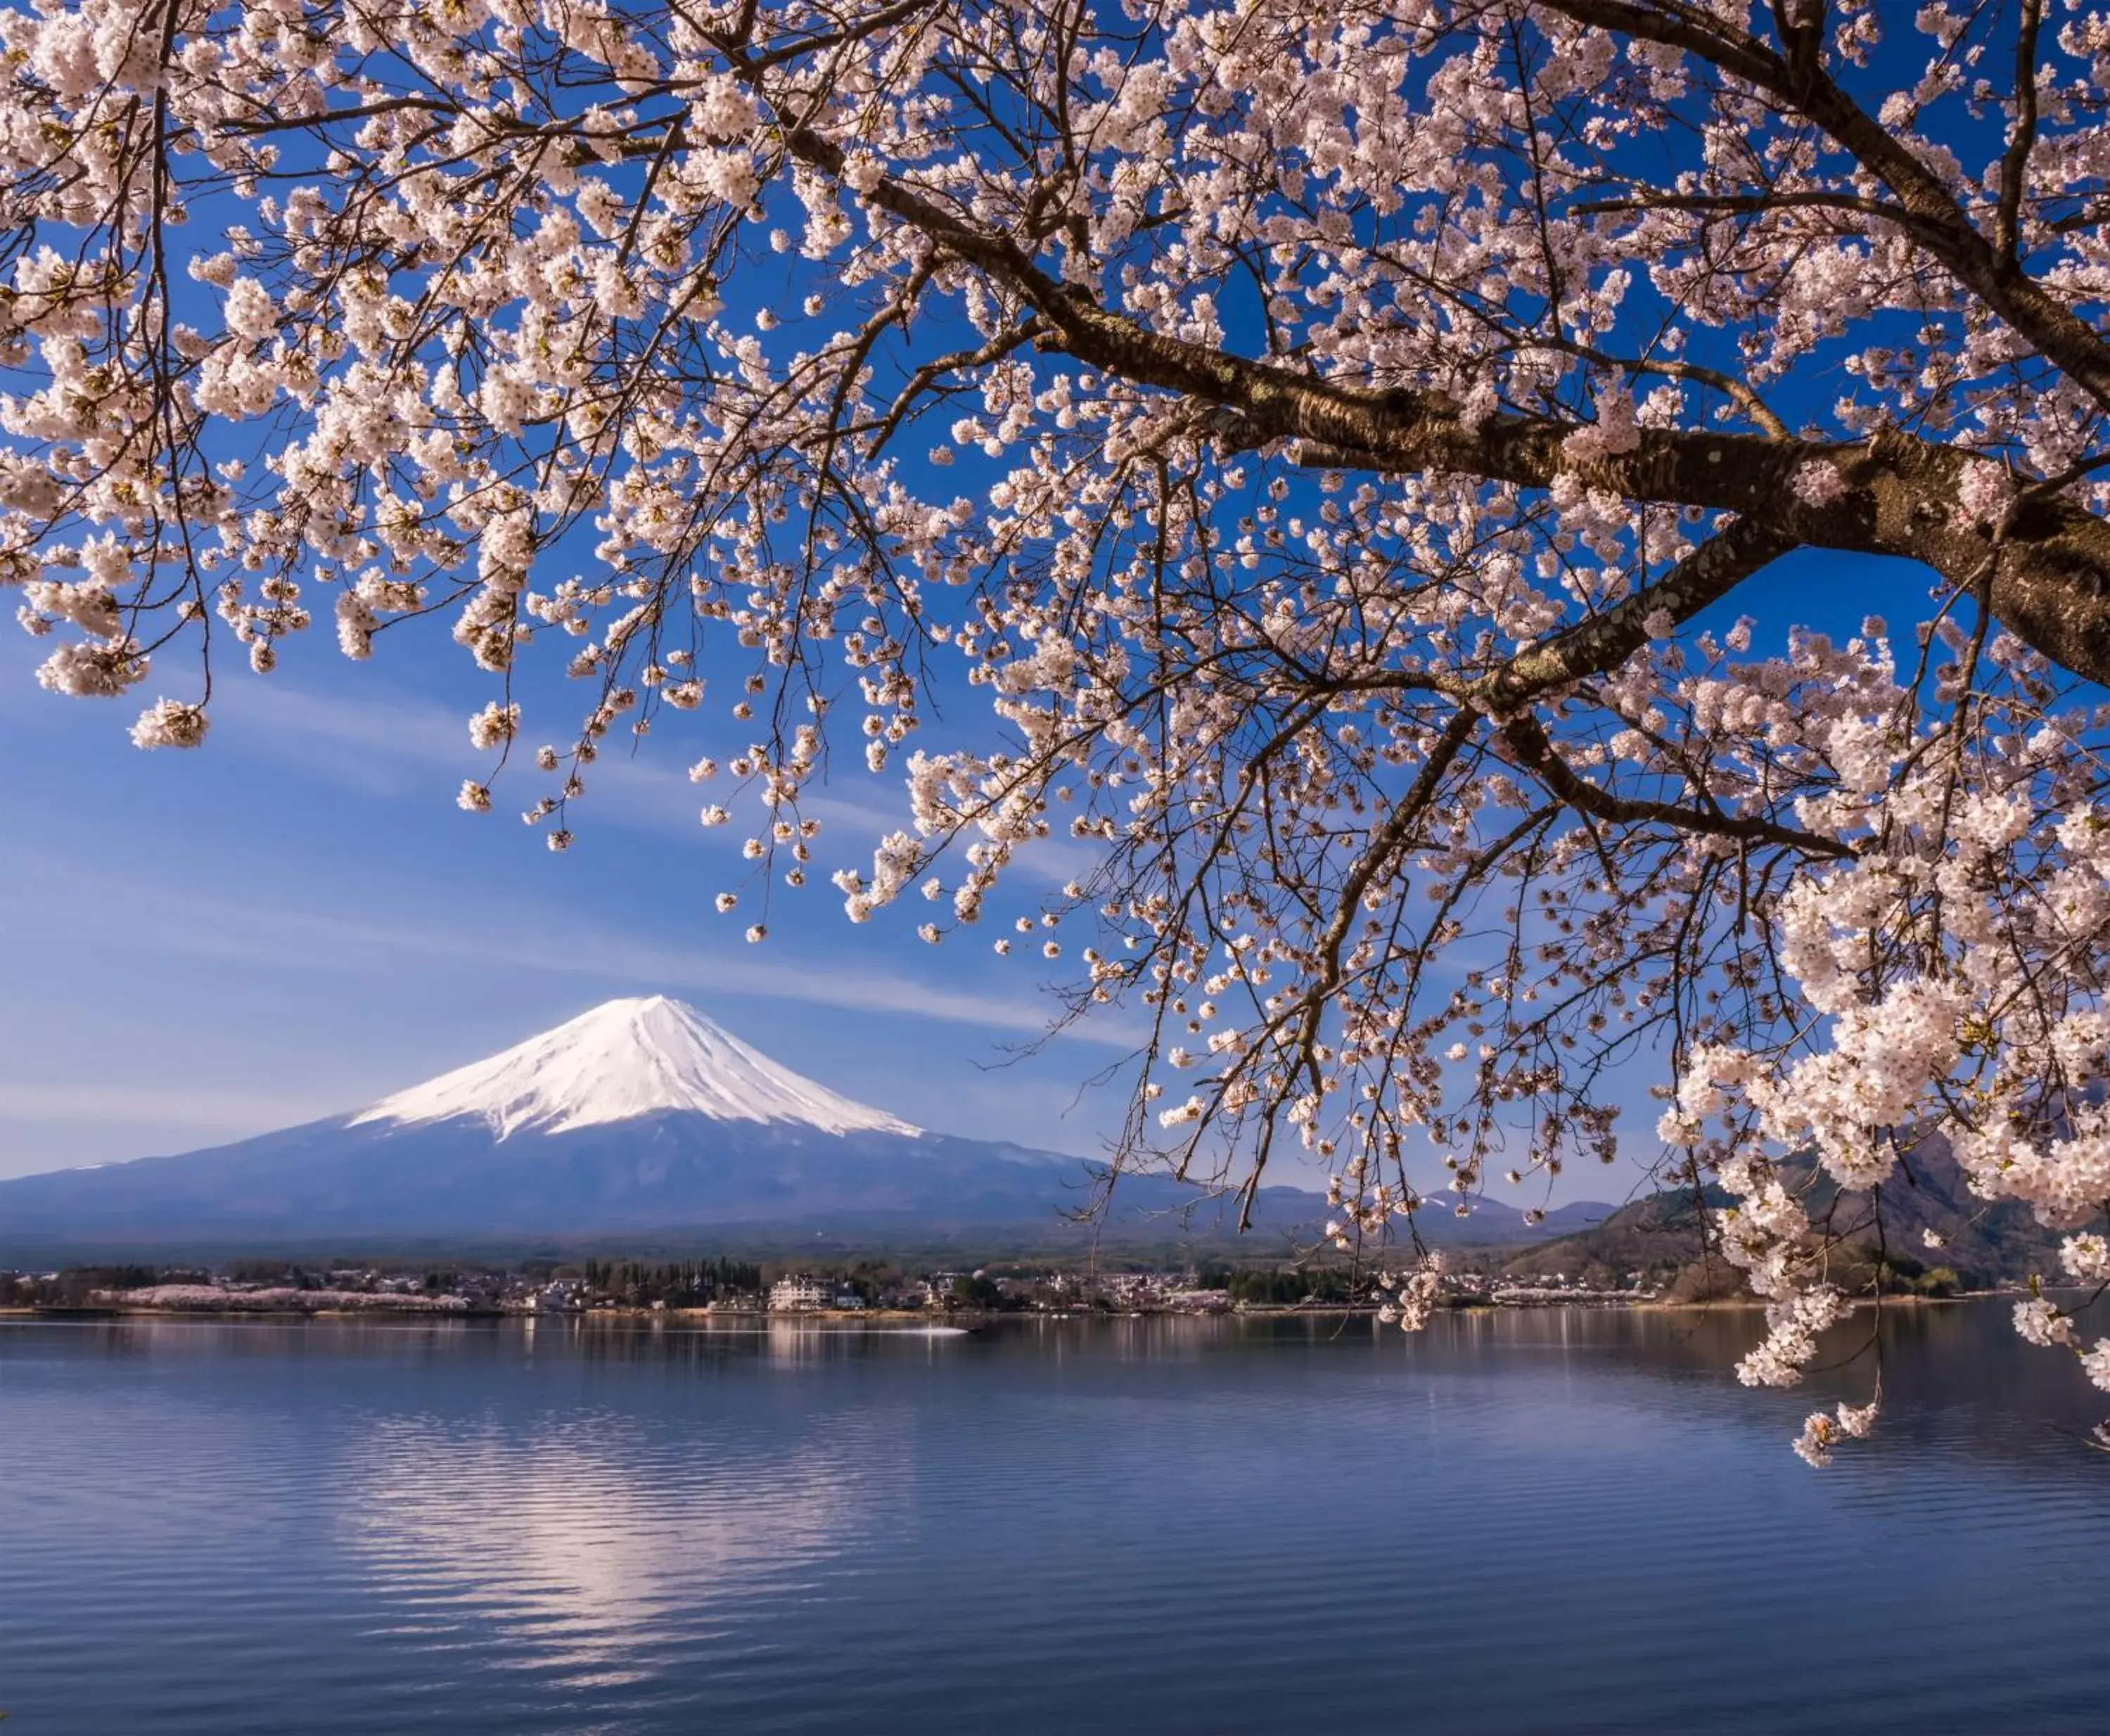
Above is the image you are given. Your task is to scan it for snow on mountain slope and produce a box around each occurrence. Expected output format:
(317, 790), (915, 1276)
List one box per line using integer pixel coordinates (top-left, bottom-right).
(350, 996), (921, 1140)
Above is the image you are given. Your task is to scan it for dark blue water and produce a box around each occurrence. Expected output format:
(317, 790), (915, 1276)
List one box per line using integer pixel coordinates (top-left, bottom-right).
(1, 1306), (2105, 1735)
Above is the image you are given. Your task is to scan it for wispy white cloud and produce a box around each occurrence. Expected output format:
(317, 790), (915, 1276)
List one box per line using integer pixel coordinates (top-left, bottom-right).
(0, 1081), (337, 1133)
(212, 677), (1101, 882)
(0, 840), (1140, 1050)
(217, 679), (462, 758)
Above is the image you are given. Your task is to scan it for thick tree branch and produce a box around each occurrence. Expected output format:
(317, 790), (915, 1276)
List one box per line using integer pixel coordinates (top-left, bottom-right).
(1481, 519), (1801, 711)
(765, 103), (2110, 688)
(1497, 713), (1854, 858)
(1997, 0), (2045, 264)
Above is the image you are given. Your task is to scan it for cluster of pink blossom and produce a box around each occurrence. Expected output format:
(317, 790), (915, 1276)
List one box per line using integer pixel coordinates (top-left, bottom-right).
(1667, 668), (2110, 1405)
(1376, 1253), (1447, 1332)
(1793, 1398), (1880, 1470)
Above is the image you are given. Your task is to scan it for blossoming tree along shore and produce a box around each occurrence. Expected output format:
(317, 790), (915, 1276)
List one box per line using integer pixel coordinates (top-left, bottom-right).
(8, 0), (2110, 1451)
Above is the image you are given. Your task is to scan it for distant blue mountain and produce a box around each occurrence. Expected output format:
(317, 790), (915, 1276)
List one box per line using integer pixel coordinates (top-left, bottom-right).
(0, 997), (1608, 1253)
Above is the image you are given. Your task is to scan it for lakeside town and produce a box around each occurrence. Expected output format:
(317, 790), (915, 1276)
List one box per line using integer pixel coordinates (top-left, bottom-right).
(0, 1257), (1670, 1319)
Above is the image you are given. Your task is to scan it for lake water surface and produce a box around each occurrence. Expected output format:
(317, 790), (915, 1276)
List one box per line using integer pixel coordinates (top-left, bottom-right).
(2, 1304), (2106, 1734)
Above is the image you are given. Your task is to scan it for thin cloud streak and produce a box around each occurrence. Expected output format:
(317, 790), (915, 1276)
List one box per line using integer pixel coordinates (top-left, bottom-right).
(1, 844), (1142, 1050)
(0, 1081), (339, 1133)
(214, 678), (1100, 883)
(215, 679), (912, 837)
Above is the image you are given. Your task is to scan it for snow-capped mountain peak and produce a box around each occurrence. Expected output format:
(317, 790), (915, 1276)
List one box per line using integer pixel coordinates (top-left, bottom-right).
(349, 996), (921, 1140)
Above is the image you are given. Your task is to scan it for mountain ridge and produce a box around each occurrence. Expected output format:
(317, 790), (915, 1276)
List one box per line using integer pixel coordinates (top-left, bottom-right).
(0, 996), (1613, 1256)
(1496, 1136), (2066, 1291)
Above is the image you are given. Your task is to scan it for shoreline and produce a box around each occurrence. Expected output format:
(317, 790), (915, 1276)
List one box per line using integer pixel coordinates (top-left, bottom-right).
(6, 1290), (2011, 1324)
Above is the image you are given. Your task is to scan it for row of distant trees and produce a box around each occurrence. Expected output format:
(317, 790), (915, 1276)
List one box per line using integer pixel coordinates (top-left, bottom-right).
(1195, 1268), (1357, 1308)
(579, 1258), (766, 1307)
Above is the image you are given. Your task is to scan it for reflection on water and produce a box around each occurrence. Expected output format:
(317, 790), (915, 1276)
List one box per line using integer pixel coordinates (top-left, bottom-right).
(3, 1305), (2107, 1736)
(345, 1419), (887, 1684)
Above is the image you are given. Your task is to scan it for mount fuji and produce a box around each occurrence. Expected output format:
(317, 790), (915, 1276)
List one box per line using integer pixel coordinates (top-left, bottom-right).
(0, 996), (1607, 1254)
(0, 997), (1087, 1250)
(349, 995), (925, 1143)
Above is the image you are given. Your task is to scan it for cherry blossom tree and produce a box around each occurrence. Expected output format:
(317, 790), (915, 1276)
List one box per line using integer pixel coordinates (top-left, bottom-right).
(7, 0), (2110, 1453)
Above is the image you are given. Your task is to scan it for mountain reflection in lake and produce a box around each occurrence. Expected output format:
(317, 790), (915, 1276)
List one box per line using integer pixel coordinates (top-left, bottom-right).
(4, 1305), (2106, 1735)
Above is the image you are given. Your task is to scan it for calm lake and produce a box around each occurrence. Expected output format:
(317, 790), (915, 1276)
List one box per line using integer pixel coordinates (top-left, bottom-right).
(2, 1304), (2106, 1734)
